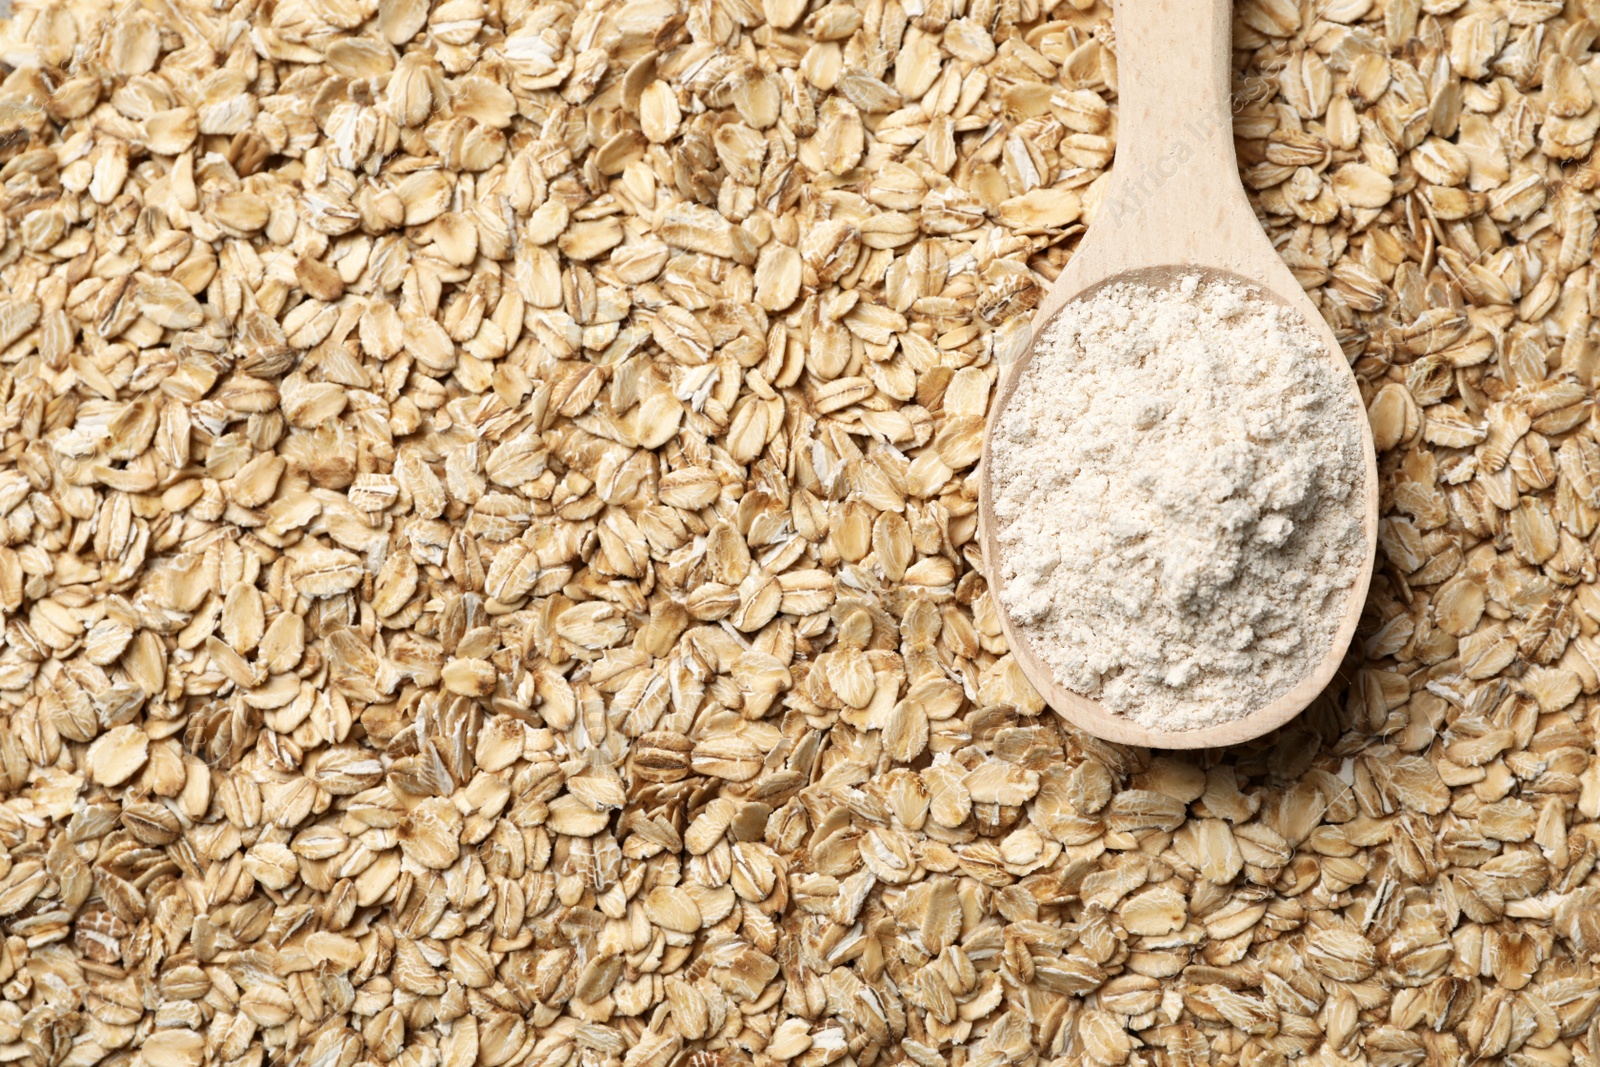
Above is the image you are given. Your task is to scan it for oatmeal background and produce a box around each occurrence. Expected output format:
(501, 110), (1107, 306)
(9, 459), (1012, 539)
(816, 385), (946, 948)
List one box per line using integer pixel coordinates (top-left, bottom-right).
(0, 0), (1598, 1066)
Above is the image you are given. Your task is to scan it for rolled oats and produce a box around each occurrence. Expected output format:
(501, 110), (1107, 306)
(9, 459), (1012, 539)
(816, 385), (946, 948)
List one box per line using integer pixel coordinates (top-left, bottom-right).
(0, 0), (1596, 1065)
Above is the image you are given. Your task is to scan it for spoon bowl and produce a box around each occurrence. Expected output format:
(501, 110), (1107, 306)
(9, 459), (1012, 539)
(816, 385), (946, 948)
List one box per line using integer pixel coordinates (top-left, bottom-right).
(976, 1), (1379, 749)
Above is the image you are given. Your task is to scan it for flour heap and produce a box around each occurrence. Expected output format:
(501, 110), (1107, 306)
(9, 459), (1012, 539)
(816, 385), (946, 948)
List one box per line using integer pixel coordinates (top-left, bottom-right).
(990, 275), (1368, 731)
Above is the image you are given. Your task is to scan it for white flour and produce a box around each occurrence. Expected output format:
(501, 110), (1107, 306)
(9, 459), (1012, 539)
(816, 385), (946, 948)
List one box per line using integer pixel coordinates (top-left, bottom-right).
(990, 275), (1367, 731)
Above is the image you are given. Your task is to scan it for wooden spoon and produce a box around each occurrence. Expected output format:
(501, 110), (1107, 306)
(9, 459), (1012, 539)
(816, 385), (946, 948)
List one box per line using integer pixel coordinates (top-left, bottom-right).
(977, 0), (1380, 749)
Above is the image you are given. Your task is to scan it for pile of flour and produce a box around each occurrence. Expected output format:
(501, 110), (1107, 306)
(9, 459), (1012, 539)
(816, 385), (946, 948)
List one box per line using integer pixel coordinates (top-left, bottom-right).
(990, 275), (1367, 731)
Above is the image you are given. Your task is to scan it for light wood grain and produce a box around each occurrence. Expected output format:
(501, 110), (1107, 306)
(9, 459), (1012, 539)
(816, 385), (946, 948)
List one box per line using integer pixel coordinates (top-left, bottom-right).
(976, 0), (1380, 750)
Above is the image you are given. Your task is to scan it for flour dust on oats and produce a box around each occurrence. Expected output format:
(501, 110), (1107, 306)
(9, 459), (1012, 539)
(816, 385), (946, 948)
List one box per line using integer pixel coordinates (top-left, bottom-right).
(991, 275), (1367, 731)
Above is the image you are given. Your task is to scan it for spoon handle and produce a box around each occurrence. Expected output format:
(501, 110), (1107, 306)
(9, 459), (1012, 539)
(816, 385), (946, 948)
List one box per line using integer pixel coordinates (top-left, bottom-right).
(1062, 0), (1276, 282)
(1108, 0), (1237, 207)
